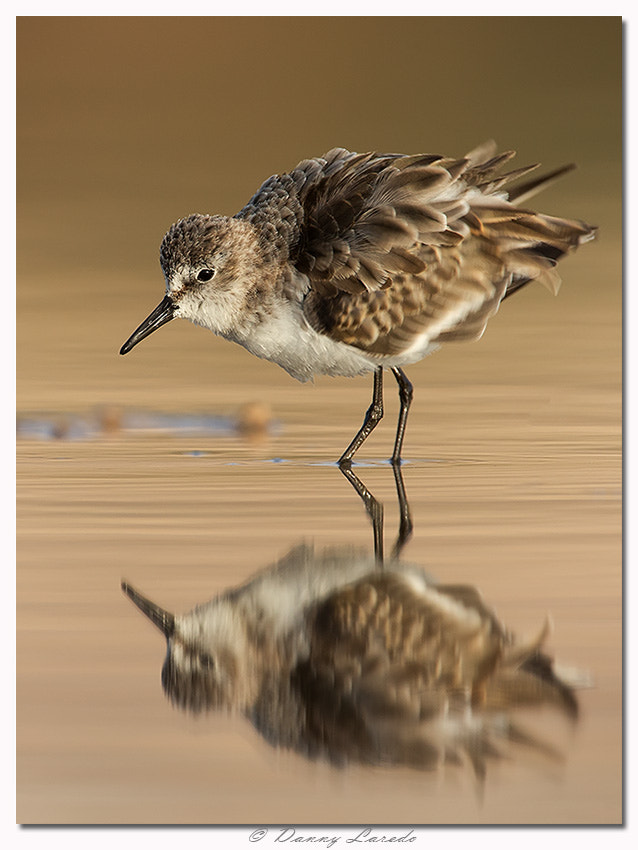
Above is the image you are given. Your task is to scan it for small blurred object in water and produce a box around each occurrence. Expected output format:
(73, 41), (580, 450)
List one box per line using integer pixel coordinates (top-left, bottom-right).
(96, 405), (123, 435)
(236, 401), (273, 443)
(51, 414), (71, 441)
(16, 404), (278, 442)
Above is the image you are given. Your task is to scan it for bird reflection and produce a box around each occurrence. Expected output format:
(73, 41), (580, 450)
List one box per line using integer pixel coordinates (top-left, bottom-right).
(122, 469), (583, 780)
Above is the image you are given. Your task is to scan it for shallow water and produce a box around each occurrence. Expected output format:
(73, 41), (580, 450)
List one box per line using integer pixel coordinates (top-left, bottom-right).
(17, 251), (621, 824)
(16, 16), (621, 826)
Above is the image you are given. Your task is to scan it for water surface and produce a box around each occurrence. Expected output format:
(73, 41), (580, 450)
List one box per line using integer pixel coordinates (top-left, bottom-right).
(16, 16), (621, 825)
(17, 272), (621, 823)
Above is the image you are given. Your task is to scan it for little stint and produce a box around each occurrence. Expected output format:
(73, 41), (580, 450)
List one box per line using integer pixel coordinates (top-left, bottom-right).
(122, 544), (584, 777)
(120, 142), (596, 464)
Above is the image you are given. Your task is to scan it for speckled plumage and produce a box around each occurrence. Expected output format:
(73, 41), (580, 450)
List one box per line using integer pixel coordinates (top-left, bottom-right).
(122, 545), (583, 778)
(120, 142), (596, 463)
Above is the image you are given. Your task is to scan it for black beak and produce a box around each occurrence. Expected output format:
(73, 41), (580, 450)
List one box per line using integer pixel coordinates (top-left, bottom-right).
(121, 581), (176, 639)
(120, 295), (175, 355)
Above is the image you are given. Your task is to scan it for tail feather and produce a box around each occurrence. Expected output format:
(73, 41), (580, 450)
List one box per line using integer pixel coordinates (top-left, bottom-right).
(508, 163), (577, 204)
(463, 148), (596, 304)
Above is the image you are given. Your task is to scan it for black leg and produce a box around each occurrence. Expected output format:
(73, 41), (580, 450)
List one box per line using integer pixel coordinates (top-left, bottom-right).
(390, 367), (413, 465)
(390, 462), (413, 560)
(338, 367), (384, 467)
(339, 460), (414, 564)
(339, 464), (384, 563)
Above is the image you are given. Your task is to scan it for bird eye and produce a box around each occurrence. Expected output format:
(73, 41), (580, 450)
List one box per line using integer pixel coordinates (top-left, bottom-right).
(196, 268), (215, 282)
(199, 652), (215, 670)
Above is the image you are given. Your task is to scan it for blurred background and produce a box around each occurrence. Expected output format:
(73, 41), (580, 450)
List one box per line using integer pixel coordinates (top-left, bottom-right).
(17, 17), (621, 824)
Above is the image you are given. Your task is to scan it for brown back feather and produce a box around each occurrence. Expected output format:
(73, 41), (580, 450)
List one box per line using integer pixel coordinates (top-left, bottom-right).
(239, 146), (595, 356)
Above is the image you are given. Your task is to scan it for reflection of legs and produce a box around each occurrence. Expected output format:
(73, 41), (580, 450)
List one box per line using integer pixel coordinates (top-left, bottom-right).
(338, 368), (384, 467)
(339, 464), (384, 563)
(390, 462), (413, 560)
(390, 367), (413, 465)
(340, 461), (413, 564)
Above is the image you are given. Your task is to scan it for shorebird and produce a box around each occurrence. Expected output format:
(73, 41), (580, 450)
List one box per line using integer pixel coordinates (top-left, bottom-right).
(120, 142), (596, 465)
(122, 544), (583, 778)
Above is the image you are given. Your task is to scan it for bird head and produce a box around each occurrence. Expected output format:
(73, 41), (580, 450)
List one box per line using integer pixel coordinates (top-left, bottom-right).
(121, 580), (259, 713)
(119, 214), (262, 354)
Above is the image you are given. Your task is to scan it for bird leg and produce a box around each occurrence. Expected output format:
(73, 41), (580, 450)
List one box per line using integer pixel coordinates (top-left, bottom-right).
(390, 367), (413, 465)
(338, 367), (384, 467)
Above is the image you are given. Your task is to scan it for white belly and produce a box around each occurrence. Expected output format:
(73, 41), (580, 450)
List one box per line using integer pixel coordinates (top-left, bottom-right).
(238, 305), (377, 382)
(192, 290), (439, 382)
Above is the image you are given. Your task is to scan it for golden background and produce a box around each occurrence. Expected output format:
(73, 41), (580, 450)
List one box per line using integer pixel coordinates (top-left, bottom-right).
(17, 17), (621, 824)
